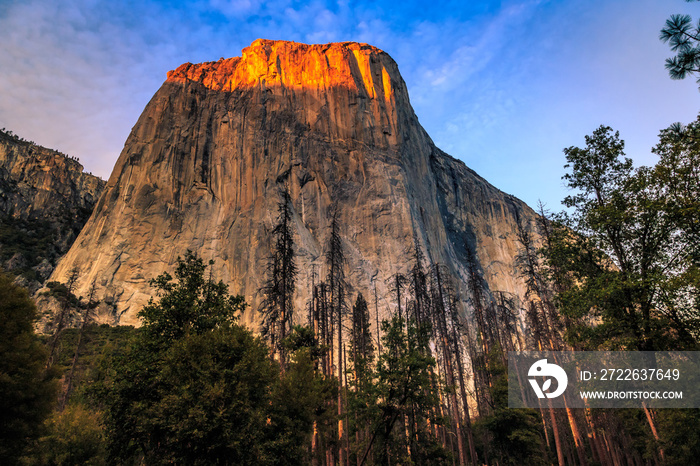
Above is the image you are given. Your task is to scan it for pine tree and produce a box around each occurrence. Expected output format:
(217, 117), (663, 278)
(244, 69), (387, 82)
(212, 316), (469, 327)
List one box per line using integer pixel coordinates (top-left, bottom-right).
(428, 264), (467, 465)
(347, 294), (376, 465)
(660, 6), (700, 86)
(409, 235), (431, 327)
(350, 293), (374, 384)
(388, 272), (408, 325)
(325, 205), (348, 464)
(367, 315), (448, 465)
(473, 354), (548, 466)
(260, 186), (298, 366)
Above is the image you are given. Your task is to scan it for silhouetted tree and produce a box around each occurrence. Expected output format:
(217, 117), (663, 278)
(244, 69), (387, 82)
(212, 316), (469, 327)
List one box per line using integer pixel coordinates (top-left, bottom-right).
(260, 187), (298, 366)
(325, 205), (348, 464)
(0, 271), (58, 462)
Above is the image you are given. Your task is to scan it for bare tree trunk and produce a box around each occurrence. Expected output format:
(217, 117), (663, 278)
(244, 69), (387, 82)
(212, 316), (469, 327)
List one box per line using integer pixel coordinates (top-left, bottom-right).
(435, 268), (466, 465)
(374, 282), (381, 356)
(343, 345), (351, 466)
(548, 406), (566, 466)
(566, 406), (588, 466)
(338, 298), (344, 466)
(585, 409), (611, 466)
(539, 406), (551, 449)
(59, 284), (97, 410)
(452, 313), (478, 464)
(643, 402), (665, 462)
(312, 420), (318, 466)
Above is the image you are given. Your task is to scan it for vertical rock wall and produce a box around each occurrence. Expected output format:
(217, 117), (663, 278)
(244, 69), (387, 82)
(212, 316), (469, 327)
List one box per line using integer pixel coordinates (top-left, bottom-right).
(50, 40), (538, 328)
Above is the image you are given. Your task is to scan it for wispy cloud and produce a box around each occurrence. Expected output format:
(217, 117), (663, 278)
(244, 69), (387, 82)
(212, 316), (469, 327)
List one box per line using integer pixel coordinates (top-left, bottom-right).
(420, 1), (540, 88)
(1, 0), (699, 209)
(0, 0), (186, 177)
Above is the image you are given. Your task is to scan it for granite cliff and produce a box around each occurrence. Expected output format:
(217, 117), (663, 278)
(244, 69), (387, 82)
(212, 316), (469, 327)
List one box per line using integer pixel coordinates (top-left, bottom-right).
(0, 130), (105, 290)
(50, 39), (538, 327)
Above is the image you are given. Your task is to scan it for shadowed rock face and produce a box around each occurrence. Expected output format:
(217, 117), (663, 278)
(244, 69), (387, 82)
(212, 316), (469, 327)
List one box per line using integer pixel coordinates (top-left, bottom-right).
(51, 39), (538, 327)
(0, 130), (104, 288)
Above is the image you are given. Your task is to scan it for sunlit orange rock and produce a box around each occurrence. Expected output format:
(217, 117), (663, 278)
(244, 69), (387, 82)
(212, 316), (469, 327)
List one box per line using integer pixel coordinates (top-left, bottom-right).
(166, 39), (402, 148)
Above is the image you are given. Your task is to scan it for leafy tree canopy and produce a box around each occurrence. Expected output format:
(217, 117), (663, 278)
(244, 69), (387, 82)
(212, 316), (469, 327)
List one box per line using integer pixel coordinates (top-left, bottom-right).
(93, 253), (331, 465)
(474, 352), (547, 466)
(24, 403), (106, 466)
(0, 270), (58, 462)
(138, 250), (245, 344)
(544, 122), (699, 350)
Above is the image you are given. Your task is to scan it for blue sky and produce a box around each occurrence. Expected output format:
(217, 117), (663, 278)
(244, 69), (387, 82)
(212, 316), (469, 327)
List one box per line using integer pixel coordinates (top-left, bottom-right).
(1, 0), (698, 211)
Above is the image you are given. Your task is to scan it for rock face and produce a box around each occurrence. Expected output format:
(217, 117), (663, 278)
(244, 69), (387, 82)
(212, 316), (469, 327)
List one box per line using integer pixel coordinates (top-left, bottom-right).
(0, 130), (105, 288)
(51, 39), (538, 327)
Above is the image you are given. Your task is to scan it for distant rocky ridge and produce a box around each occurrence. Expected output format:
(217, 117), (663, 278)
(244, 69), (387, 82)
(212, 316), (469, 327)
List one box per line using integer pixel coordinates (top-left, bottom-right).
(50, 39), (539, 328)
(0, 129), (105, 292)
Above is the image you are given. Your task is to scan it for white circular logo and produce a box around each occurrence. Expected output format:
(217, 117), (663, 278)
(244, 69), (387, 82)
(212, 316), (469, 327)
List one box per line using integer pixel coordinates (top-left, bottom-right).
(528, 359), (568, 399)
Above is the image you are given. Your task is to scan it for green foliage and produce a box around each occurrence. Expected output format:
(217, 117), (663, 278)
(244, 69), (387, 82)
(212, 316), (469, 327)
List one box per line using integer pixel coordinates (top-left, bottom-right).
(371, 316), (449, 465)
(145, 326), (276, 464)
(346, 295), (379, 463)
(45, 280), (81, 307)
(93, 253), (259, 463)
(0, 216), (59, 273)
(652, 118), (700, 270)
(15, 324), (134, 464)
(544, 124), (699, 350)
(281, 324), (325, 361)
(0, 197), (94, 282)
(562, 126), (632, 211)
(655, 409), (700, 465)
(347, 293), (377, 462)
(0, 271), (59, 462)
(474, 353), (547, 466)
(50, 325), (138, 404)
(660, 3), (700, 86)
(537, 119), (700, 466)
(270, 328), (336, 465)
(349, 293), (374, 388)
(93, 254), (332, 465)
(24, 404), (106, 466)
(138, 250), (245, 344)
